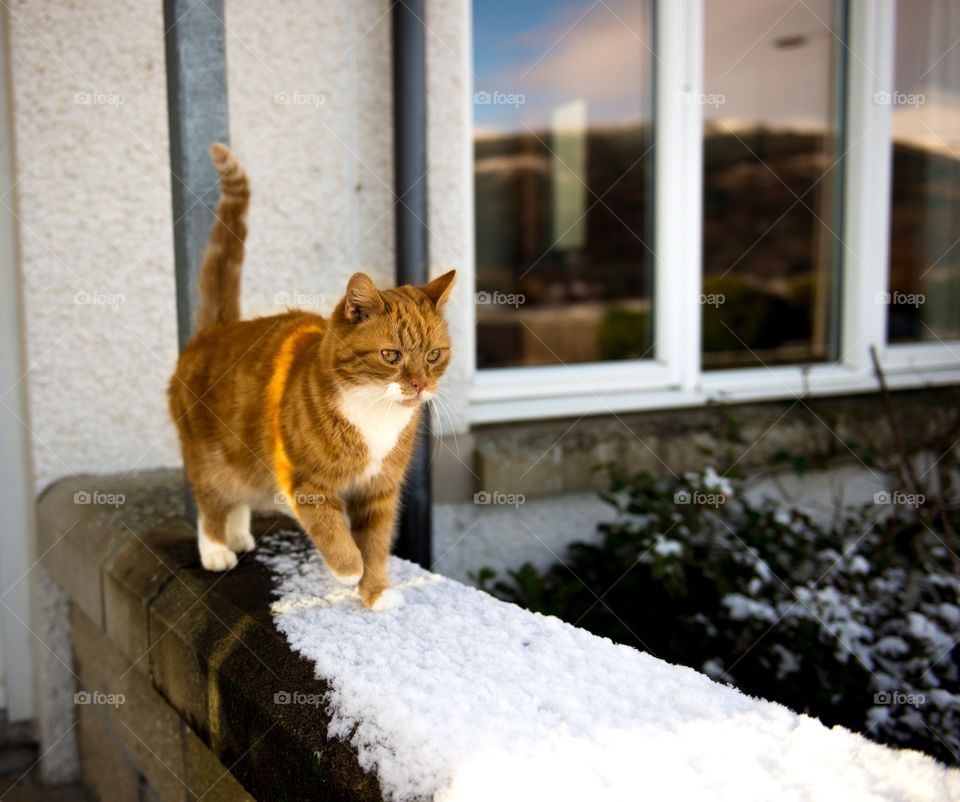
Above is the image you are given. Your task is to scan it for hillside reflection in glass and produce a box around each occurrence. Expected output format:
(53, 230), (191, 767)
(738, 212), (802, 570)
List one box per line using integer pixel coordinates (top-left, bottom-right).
(473, 0), (654, 369)
(887, 0), (960, 344)
(701, 0), (844, 370)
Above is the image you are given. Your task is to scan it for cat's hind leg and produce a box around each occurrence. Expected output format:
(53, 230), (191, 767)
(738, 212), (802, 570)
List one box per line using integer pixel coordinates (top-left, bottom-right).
(225, 503), (256, 553)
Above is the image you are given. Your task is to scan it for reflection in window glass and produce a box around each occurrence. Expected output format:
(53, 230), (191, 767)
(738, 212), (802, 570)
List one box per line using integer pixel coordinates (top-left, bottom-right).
(473, 1), (654, 369)
(702, 0), (844, 370)
(887, 0), (960, 343)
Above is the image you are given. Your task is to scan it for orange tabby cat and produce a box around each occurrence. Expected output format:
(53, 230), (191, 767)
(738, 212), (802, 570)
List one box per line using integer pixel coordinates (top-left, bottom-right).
(168, 144), (455, 611)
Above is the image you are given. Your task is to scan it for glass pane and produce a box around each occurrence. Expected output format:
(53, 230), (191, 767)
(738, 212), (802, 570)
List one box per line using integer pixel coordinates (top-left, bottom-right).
(473, 1), (655, 369)
(702, 0), (843, 370)
(887, 0), (960, 343)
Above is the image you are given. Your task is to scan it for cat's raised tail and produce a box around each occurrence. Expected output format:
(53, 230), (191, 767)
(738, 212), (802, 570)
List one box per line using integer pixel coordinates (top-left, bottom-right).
(195, 143), (250, 333)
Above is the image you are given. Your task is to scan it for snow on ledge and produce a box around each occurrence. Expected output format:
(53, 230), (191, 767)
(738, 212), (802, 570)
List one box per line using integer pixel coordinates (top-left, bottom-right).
(257, 531), (959, 802)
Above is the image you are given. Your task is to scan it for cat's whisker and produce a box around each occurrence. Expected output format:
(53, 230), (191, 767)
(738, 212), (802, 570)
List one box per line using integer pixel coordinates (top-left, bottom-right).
(431, 396), (462, 459)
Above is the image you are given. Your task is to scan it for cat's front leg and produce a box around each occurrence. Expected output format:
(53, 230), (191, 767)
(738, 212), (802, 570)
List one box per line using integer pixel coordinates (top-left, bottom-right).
(291, 486), (364, 585)
(347, 488), (404, 611)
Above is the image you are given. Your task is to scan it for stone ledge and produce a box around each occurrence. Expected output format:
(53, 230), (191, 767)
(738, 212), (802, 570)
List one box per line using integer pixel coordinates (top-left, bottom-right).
(39, 471), (381, 802)
(39, 471), (959, 802)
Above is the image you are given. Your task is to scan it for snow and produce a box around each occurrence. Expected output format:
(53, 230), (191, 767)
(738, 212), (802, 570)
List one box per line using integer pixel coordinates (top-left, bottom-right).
(652, 538), (683, 557)
(257, 531), (960, 802)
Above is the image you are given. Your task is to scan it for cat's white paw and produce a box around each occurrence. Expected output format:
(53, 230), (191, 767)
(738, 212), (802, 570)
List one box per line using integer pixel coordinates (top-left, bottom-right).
(227, 529), (256, 554)
(200, 543), (238, 571)
(225, 505), (255, 553)
(371, 589), (404, 611)
(329, 568), (363, 587)
(198, 520), (239, 571)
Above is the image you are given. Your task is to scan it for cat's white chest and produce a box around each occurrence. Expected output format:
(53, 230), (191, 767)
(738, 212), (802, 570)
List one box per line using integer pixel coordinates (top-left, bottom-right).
(338, 385), (415, 481)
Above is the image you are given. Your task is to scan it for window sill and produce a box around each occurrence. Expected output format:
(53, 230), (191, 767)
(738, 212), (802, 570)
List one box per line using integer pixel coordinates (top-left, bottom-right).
(470, 350), (960, 424)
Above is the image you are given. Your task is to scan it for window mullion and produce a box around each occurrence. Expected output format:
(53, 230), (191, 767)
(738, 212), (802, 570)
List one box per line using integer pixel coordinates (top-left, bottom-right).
(655, 0), (703, 392)
(841, 0), (896, 371)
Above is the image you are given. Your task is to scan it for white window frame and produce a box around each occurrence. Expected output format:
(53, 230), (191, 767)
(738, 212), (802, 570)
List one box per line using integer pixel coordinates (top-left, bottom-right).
(469, 0), (960, 425)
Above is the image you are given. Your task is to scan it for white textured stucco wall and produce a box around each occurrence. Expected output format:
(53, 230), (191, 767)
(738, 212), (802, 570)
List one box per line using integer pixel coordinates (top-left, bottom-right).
(8, 0), (179, 491)
(225, 1), (396, 320)
(426, 0), (475, 433)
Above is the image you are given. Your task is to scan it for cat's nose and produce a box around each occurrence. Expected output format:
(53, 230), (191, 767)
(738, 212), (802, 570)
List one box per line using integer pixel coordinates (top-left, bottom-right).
(410, 378), (427, 395)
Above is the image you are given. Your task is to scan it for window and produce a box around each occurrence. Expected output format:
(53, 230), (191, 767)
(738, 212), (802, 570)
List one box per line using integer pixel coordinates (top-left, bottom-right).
(702, 0), (844, 370)
(473, 1), (655, 369)
(887, 0), (960, 344)
(469, 1), (960, 423)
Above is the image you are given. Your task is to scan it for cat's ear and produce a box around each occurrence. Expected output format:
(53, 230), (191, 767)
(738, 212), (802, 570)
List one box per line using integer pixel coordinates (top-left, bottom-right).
(344, 273), (385, 323)
(422, 270), (456, 309)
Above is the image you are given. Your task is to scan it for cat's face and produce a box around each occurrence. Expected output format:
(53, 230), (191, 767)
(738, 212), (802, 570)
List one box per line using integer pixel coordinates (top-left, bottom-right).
(329, 271), (455, 406)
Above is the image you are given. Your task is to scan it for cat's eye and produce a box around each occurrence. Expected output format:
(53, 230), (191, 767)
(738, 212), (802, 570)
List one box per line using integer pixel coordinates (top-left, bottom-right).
(381, 349), (401, 364)
(427, 349), (442, 363)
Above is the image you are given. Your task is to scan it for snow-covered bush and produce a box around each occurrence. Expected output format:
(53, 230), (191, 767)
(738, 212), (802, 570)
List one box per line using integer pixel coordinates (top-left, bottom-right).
(476, 466), (960, 765)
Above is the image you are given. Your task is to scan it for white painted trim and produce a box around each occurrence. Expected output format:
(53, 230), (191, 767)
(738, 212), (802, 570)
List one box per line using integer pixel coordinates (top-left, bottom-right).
(655, 0), (703, 391)
(884, 340), (960, 369)
(0, 3), (37, 722)
(472, 362), (960, 425)
(472, 360), (673, 403)
(841, 0), (895, 370)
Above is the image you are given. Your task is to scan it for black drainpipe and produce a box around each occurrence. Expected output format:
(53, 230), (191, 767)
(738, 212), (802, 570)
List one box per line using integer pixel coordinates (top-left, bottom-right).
(392, 0), (432, 567)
